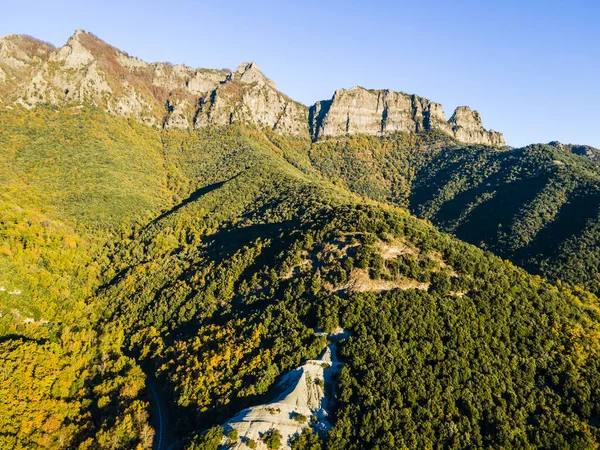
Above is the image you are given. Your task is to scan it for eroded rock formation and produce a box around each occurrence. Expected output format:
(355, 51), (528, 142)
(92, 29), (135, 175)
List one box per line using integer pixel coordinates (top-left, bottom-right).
(0, 30), (504, 145)
(194, 62), (310, 138)
(310, 86), (504, 145)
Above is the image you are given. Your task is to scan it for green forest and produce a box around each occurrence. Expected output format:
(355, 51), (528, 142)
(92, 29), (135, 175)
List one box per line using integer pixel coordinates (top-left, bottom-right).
(1, 105), (600, 449)
(309, 134), (600, 294)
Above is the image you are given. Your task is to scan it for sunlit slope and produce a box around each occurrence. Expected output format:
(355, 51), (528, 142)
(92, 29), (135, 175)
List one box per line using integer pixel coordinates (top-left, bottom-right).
(94, 128), (600, 448)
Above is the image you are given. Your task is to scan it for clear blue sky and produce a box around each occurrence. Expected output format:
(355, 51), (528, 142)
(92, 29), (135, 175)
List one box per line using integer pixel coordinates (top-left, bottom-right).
(2, 0), (599, 147)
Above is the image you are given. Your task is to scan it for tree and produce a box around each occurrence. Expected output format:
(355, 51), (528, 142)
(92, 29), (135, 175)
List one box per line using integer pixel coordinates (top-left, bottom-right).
(262, 429), (283, 450)
(189, 426), (223, 450)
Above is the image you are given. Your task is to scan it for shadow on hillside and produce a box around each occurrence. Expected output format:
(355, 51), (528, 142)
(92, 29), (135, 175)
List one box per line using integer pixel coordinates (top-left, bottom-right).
(147, 173), (242, 227)
(516, 187), (600, 265)
(450, 175), (550, 249)
(101, 173), (243, 292)
(166, 218), (300, 336)
(0, 334), (47, 345)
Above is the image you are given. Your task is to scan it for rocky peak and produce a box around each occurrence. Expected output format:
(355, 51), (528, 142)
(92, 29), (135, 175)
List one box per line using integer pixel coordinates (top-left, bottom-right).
(194, 61), (309, 137)
(50, 30), (96, 69)
(233, 61), (275, 87)
(310, 86), (450, 140)
(310, 87), (504, 146)
(448, 106), (504, 146)
(0, 34), (54, 97)
(4, 30), (231, 128)
(0, 34), (54, 66)
(0, 30), (505, 144)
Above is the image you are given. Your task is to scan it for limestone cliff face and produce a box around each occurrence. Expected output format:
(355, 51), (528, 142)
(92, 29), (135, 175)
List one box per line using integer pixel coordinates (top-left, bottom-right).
(0, 30), (504, 144)
(0, 34), (54, 98)
(0, 30), (230, 128)
(310, 87), (449, 139)
(0, 31), (308, 135)
(194, 62), (309, 138)
(310, 86), (504, 146)
(448, 106), (504, 146)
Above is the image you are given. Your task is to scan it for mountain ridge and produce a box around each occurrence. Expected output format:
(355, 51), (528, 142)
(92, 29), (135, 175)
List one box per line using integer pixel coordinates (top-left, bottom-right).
(0, 30), (503, 145)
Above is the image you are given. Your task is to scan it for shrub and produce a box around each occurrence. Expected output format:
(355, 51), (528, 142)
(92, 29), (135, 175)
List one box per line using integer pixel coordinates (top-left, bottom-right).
(292, 413), (308, 423)
(228, 428), (239, 441)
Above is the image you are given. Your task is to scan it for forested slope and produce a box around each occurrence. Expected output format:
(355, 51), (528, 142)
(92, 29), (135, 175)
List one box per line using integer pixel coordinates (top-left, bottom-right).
(309, 134), (600, 294)
(1, 106), (600, 449)
(0, 107), (175, 449)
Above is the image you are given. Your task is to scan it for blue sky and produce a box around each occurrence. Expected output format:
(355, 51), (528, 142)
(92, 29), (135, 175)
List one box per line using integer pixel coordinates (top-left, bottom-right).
(1, 0), (599, 147)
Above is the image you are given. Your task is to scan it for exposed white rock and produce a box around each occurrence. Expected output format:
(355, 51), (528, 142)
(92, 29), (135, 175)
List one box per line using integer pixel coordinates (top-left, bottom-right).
(163, 99), (191, 130)
(107, 82), (156, 126)
(236, 62), (275, 88)
(222, 333), (346, 449)
(50, 30), (94, 69)
(311, 87), (449, 139)
(117, 52), (149, 71)
(187, 69), (229, 95)
(0, 30), (505, 143)
(448, 106), (504, 146)
(0, 35), (48, 69)
(310, 86), (504, 145)
(195, 62), (309, 137)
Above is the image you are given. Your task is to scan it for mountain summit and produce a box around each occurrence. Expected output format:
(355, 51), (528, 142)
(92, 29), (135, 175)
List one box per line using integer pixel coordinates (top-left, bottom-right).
(0, 30), (503, 145)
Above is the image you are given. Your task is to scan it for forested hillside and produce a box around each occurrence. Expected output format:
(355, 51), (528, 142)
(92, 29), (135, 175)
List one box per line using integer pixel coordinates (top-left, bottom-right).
(1, 103), (600, 450)
(309, 134), (600, 294)
(0, 106), (173, 449)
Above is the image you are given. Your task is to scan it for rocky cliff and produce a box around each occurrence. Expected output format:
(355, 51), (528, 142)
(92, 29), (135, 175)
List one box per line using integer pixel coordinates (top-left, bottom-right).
(194, 62), (310, 137)
(310, 86), (504, 145)
(0, 30), (504, 145)
(0, 30), (233, 127)
(448, 106), (504, 146)
(0, 34), (55, 98)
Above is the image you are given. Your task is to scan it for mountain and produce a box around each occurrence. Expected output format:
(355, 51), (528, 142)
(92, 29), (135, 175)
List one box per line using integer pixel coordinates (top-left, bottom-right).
(0, 30), (501, 146)
(1, 30), (600, 450)
(308, 135), (600, 294)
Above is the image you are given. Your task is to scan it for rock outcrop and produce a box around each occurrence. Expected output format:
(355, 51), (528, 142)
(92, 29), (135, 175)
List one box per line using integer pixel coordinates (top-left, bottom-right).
(310, 87), (449, 138)
(0, 34), (54, 98)
(448, 106), (504, 146)
(0, 30), (232, 128)
(194, 62), (310, 138)
(221, 331), (346, 450)
(310, 86), (504, 146)
(548, 141), (600, 161)
(0, 30), (504, 144)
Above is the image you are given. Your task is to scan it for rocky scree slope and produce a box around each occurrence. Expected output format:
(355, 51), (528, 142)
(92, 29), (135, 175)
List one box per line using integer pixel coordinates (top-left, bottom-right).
(0, 30), (502, 145)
